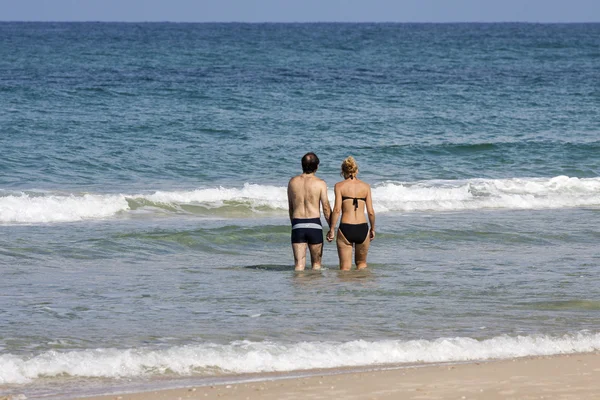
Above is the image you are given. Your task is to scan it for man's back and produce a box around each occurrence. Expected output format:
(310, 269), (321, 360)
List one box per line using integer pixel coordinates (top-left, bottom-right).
(287, 174), (326, 220)
(287, 152), (331, 271)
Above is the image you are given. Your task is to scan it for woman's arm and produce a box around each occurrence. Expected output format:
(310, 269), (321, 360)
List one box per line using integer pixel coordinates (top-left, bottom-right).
(366, 185), (376, 240)
(327, 183), (342, 242)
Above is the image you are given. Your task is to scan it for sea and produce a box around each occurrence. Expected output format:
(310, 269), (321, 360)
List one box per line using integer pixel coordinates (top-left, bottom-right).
(1, 22), (600, 398)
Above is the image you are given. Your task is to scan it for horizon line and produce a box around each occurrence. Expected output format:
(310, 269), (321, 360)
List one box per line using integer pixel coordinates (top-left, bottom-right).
(1, 20), (599, 24)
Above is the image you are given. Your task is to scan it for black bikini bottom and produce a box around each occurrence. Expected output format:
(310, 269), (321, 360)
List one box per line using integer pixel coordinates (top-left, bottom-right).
(339, 223), (369, 244)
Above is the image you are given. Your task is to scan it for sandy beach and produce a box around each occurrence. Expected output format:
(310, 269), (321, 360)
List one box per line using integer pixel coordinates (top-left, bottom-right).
(70, 353), (600, 400)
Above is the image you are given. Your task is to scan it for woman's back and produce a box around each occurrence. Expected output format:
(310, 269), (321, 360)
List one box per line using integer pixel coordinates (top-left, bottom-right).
(327, 156), (376, 270)
(337, 178), (370, 224)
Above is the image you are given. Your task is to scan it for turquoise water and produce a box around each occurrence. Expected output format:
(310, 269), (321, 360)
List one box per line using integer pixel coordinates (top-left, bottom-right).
(1, 22), (600, 398)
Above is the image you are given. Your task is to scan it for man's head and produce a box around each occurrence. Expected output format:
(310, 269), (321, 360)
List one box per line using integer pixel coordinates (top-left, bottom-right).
(301, 152), (320, 174)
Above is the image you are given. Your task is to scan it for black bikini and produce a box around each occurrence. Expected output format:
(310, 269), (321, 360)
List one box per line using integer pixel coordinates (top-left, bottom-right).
(341, 196), (367, 210)
(339, 222), (369, 244)
(339, 196), (369, 244)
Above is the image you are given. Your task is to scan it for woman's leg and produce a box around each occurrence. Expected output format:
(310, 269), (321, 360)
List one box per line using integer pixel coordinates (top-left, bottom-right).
(336, 229), (353, 270)
(354, 235), (371, 269)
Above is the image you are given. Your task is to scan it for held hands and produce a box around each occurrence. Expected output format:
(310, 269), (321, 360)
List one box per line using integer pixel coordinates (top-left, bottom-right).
(326, 229), (335, 242)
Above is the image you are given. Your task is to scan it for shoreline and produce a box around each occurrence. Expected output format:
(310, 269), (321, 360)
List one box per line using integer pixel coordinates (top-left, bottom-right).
(59, 352), (600, 400)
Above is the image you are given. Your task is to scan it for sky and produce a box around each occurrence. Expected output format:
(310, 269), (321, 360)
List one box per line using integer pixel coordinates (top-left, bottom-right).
(0, 0), (599, 23)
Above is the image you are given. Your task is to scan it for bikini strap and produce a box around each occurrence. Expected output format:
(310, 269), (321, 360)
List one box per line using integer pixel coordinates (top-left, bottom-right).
(342, 196), (366, 210)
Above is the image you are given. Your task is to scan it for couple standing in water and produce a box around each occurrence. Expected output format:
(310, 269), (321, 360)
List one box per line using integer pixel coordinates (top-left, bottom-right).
(287, 152), (376, 271)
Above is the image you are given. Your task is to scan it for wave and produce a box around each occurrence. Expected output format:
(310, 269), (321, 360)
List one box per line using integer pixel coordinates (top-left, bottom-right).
(0, 192), (130, 223)
(1, 176), (600, 223)
(2, 332), (600, 384)
(374, 175), (600, 212)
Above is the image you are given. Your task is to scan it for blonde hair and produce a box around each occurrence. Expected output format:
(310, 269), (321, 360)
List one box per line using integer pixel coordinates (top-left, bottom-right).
(341, 156), (358, 179)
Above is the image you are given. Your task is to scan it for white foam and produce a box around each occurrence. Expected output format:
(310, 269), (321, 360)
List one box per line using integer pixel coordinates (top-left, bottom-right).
(0, 192), (129, 223)
(140, 183), (288, 210)
(1, 332), (600, 384)
(2, 176), (600, 223)
(372, 176), (600, 212)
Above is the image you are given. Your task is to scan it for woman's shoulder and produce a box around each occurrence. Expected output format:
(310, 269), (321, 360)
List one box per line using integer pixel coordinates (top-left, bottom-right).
(356, 180), (370, 197)
(357, 179), (370, 189)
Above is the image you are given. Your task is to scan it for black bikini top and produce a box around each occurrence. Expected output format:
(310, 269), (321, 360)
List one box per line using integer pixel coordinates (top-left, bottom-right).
(342, 196), (367, 210)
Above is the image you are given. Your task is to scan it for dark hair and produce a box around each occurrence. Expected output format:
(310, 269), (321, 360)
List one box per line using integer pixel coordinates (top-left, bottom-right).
(301, 152), (320, 173)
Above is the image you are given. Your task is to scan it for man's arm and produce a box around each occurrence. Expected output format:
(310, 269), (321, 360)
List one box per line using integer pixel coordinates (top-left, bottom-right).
(320, 180), (332, 228)
(287, 180), (294, 223)
(326, 183), (342, 242)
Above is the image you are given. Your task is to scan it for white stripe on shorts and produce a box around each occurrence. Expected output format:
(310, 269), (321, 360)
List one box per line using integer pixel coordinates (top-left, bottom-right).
(292, 223), (322, 230)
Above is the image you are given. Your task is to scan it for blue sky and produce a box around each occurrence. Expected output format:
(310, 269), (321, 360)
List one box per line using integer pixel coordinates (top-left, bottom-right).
(1, 0), (599, 22)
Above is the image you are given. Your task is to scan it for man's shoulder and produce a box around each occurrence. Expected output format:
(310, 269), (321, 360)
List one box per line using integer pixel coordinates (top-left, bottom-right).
(288, 175), (302, 185)
(313, 176), (328, 189)
(289, 174), (327, 190)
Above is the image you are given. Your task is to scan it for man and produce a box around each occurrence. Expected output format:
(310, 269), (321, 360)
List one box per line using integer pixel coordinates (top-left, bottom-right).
(287, 152), (332, 271)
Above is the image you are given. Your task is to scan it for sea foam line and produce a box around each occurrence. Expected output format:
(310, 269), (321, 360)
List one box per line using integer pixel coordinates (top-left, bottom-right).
(0, 192), (129, 223)
(1, 332), (599, 384)
(1, 176), (600, 223)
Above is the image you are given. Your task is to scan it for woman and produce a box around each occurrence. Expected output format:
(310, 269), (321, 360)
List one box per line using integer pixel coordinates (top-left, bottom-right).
(326, 156), (375, 270)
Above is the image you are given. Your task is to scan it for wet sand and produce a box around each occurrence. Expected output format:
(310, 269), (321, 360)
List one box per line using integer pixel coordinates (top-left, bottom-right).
(66, 352), (600, 400)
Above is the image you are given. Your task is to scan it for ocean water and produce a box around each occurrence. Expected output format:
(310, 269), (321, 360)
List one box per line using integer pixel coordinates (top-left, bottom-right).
(1, 22), (600, 398)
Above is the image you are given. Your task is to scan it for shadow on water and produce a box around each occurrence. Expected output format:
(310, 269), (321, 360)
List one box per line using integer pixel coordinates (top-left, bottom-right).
(242, 264), (295, 271)
(233, 264), (378, 286)
(519, 299), (600, 311)
(228, 264), (333, 272)
(241, 264), (378, 277)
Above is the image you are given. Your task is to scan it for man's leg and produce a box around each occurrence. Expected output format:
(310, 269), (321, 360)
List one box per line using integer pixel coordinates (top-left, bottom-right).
(308, 243), (323, 270)
(292, 242), (307, 271)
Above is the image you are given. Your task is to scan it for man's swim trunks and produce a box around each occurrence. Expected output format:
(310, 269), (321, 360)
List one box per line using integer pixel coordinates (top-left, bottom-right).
(291, 217), (323, 244)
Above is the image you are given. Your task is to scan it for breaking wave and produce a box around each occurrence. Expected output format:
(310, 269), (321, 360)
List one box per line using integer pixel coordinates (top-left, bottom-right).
(2, 332), (600, 384)
(1, 176), (600, 223)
